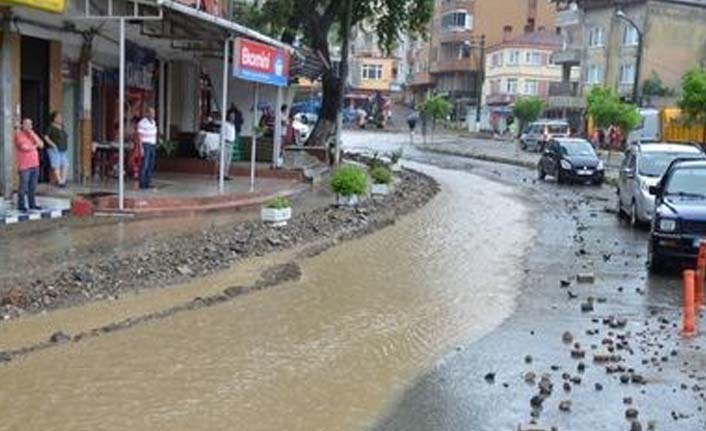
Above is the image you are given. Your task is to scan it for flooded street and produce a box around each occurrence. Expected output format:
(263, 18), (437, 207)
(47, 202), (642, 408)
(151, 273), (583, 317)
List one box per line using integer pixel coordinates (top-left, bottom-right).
(0, 163), (534, 431)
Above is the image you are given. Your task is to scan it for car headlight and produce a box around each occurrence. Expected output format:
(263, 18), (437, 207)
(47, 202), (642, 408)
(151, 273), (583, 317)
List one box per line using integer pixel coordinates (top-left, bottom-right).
(659, 218), (677, 232)
(560, 159), (572, 170)
(597, 161), (604, 171)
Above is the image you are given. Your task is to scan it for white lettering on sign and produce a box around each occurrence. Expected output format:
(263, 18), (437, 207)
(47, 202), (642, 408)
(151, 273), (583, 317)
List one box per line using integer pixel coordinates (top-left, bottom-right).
(241, 46), (271, 71)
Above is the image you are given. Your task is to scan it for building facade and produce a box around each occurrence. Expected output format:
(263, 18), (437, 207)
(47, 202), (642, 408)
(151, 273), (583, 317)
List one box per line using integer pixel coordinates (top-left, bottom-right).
(407, 0), (557, 123)
(347, 27), (407, 96)
(569, 0), (706, 103)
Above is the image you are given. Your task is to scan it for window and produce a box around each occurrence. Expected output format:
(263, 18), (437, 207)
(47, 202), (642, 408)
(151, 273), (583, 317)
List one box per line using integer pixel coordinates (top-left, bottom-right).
(506, 78), (518, 94)
(623, 26), (639, 46)
(620, 63), (635, 84)
(491, 53), (503, 68)
(523, 80), (538, 95)
(525, 51), (542, 66)
(441, 11), (473, 32)
(588, 26), (604, 47)
(507, 50), (520, 66)
(361, 64), (383, 80)
(586, 65), (604, 84)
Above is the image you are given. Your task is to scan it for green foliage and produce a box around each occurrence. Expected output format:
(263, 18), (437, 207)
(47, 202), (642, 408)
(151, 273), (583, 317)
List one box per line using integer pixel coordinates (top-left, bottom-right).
(642, 72), (674, 97)
(420, 96), (451, 122)
(513, 97), (543, 125)
(366, 152), (388, 170)
(678, 69), (706, 125)
(370, 166), (392, 185)
(586, 87), (641, 132)
(157, 138), (178, 157)
(265, 196), (291, 209)
(330, 165), (368, 196)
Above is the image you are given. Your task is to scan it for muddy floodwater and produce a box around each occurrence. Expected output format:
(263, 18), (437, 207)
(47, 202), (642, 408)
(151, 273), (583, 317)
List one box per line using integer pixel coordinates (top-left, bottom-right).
(0, 163), (533, 431)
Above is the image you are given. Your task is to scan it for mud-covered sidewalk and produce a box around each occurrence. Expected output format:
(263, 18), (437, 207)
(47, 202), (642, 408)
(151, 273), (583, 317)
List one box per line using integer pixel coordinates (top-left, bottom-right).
(0, 168), (439, 324)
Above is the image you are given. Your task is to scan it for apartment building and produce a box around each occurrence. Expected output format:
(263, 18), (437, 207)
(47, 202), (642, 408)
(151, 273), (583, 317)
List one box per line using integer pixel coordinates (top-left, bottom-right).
(347, 27), (408, 95)
(408, 0), (556, 123)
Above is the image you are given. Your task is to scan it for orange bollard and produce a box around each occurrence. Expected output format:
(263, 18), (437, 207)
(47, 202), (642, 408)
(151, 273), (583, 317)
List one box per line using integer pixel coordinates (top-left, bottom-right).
(696, 241), (706, 309)
(683, 270), (697, 337)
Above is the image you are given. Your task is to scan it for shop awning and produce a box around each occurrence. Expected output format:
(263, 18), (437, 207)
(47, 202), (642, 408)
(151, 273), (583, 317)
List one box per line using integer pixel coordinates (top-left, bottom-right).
(155, 0), (292, 51)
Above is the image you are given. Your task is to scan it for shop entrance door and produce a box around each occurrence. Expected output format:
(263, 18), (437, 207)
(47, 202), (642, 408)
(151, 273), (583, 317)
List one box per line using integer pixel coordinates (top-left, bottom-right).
(20, 36), (49, 182)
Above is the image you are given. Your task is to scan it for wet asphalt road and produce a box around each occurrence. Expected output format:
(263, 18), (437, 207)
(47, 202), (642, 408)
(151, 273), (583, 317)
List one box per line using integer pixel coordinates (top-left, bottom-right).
(343, 132), (705, 431)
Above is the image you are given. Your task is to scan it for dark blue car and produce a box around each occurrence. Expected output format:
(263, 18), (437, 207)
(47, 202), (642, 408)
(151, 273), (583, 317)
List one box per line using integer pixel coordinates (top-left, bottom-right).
(647, 159), (706, 272)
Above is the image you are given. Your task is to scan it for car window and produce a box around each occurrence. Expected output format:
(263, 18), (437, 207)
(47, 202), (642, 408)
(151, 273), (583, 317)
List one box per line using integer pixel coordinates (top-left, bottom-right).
(665, 167), (706, 196)
(548, 125), (569, 135)
(627, 154), (636, 170)
(550, 142), (560, 153)
(638, 152), (701, 177)
(561, 141), (596, 157)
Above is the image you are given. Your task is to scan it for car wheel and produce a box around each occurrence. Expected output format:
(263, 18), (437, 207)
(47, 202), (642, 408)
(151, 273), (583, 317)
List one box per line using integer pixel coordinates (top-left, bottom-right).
(538, 165), (546, 180)
(647, 240), (666, 274)
(556, 168), (564, 184)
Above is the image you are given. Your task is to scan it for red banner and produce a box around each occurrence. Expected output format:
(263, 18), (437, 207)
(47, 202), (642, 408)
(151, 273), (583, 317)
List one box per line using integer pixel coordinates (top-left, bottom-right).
(233, 38), (289, 87)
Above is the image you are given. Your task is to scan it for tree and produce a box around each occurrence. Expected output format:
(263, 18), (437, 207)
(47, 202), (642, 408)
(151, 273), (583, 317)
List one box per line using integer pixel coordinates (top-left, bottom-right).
(420, 95), (450, 144)
(586, 86), (640, 133)
(678, 69), (706, 145)
(642, 71), (674, 106)
(512, 97), (543, 138)
(233, 0), (434, 149)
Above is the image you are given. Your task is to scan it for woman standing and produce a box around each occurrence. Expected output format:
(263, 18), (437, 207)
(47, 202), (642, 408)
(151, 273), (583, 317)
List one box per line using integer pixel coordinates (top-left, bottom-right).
(44, 111), (70, 187)
(15, 118), (44, 211)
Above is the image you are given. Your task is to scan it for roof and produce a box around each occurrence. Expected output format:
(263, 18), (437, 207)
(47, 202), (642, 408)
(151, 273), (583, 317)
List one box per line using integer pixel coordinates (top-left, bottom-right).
(489, 30), (563, 52)
(638, 143), (703, 153)
(554, 138), (591, 144)
(670, 159), (706, 169)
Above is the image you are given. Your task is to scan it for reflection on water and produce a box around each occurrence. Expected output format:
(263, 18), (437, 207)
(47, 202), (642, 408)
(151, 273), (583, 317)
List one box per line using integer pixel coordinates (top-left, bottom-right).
(0, 163), (533, 431)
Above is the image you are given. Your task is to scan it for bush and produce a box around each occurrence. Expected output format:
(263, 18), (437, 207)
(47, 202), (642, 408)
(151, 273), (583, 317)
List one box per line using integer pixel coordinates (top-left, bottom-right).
(331, 165), (368, 196)
(366, 152), (389, 170)
(265, 196), (291, 209)
(370, 166), (392, 185)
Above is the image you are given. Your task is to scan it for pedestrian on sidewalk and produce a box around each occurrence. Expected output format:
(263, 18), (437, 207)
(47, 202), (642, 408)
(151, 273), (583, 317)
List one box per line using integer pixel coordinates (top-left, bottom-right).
(14, 118), (44, 212)
(138, 107), (158, 190)
(229, 104), (244, 161)
(43, 111), (69, 187)
(221, 110), (236, 181)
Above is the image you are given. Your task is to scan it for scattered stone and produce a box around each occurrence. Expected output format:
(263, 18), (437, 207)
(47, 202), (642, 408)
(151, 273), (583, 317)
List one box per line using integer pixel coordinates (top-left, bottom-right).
(176, 265), (194, 276)
(49, 331), (71, 343)
(623, 397), (633, 405)
(577, 273), (596, 283)
(560, 279), (571, 288)
(524, 371), (537, 384)
(562, 331), (574, 344)
(630, 421), (643, 431)
(525, 355), (533, 364)
(558, 400), (572, 412)
(484, 372), (496, 383)
(563, 382), (571, 392)
(626, 408), (639, 419)
(594, 382), (603, 391)
(620, 374), (631, 384)
(581, 301), (594, 313)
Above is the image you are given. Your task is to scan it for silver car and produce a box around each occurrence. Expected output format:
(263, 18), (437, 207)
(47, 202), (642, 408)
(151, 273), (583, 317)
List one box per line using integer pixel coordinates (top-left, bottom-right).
(617, 143), (704, 225)
(520, 120), (570, 152)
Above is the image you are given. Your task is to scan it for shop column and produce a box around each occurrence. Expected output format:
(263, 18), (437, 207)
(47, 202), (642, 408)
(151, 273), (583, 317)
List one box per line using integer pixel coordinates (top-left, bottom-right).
(0, 14), (21, 202)
(78, 40), (92, 183)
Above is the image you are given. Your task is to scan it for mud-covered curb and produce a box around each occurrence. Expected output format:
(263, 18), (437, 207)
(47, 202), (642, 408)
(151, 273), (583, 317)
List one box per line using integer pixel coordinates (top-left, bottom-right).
(0, 166), (439, 361)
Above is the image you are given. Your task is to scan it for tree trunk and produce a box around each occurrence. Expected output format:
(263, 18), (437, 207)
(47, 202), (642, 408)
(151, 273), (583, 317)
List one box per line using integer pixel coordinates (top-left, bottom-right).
(702, 119), (706, 147)
(306, 68), (340, 148)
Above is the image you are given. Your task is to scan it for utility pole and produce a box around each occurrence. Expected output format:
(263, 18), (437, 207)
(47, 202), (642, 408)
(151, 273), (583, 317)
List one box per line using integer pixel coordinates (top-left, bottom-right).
(475, 35), (485, 131)
(616, 10), (643, 106)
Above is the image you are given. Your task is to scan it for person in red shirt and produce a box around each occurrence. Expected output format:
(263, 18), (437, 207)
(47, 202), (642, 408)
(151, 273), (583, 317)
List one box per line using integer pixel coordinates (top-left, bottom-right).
(14, 118), (44, 212)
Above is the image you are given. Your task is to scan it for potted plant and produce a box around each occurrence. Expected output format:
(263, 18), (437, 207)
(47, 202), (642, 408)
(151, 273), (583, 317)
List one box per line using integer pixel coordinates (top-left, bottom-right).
(260, 196), (292, 226)
(330, 165), (368, 206)
(370, 166), (393, 195)
(389, 149), (403, 172)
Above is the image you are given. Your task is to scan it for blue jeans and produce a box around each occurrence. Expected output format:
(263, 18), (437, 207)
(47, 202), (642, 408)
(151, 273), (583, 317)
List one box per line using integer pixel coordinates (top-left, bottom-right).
(18, 167), (39, 210)
(140, 143), (156, 189)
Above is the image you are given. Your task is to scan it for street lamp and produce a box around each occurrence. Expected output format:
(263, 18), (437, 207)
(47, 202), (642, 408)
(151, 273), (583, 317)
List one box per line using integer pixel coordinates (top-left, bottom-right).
(615, 9), (643, 106)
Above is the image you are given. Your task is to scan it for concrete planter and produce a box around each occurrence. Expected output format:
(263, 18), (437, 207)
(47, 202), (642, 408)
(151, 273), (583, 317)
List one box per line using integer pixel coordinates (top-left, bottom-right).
(391, 162), (402, 172)
(336, 194), (361, 207)
(371, 183), (392, 196)
(261, 206), (292, 226)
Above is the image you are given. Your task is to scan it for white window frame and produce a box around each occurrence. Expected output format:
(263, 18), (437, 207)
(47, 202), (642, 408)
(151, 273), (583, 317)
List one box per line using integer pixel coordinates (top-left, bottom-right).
(588, 26), (604, 48)
(586, 65), (604, 85)
(523, 80), (538, 95)
(441, 10), (473, 33)
(622, 26), (639, 46)
(507, 50), (520, 66)
(620, 63), (635, 84)
(525, 51), (541, 66)
(361, 64), (383, 80)
(506, 78), (518, 94)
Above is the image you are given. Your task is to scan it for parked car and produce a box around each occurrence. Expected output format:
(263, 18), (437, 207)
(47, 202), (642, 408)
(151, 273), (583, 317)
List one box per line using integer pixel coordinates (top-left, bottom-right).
(520, 120), (570, 152)
(617, 143), (704, 226)
(538, 138), (605, 185)
(647, 159), (706, 272)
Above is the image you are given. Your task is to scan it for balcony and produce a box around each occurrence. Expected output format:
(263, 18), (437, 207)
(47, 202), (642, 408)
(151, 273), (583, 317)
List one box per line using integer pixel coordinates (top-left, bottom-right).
(485, 93), (515, 106)
(547, 82), (585, 110)
(430, 57), (479, 74)
(437, 0), (473, 14)
(551, 48), (581, 66)
(555, 7), (581, 27)
(408, 71), (433, 86)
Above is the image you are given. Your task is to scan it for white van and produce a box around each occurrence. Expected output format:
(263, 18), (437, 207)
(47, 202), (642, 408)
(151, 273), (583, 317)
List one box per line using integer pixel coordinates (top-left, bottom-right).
(520, 120), (570, 152)
(627, 108), (661, 145)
